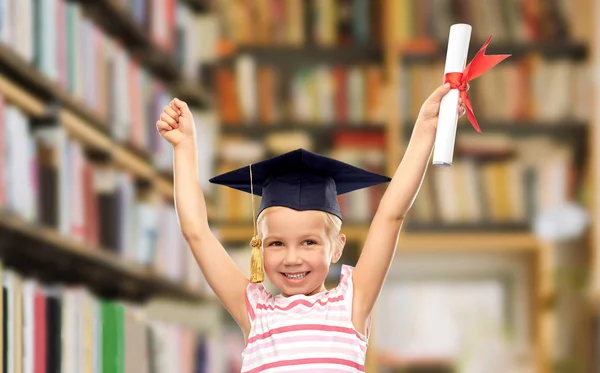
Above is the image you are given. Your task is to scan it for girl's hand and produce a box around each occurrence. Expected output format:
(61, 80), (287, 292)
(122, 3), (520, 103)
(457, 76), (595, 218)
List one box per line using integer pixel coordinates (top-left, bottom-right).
(416, 83), (465, 133)
(156, 98), (196, 147)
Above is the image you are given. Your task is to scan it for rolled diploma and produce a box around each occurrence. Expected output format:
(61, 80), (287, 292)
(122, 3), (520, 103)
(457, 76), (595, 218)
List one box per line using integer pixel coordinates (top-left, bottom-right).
(432, 24), (472, 166)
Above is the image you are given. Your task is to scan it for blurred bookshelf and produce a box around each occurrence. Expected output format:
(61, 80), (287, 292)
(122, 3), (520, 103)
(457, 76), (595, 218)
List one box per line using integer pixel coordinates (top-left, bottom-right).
(0, 212), (204, 303)
(221, 44), (383, 66)
(212, 0), (389, 268)
(207, 0), (597, 372)
(389, 1), (595, 372)
(180, 0), (212, 12)
(69, 0), (212, 107)
(400, 39), (588, 63)
(0, 0), (225, 370)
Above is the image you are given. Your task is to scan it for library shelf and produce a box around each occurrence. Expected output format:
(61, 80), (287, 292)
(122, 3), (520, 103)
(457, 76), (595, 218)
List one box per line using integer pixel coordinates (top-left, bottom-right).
(397, 231), (541, 253)
(221, 45), (383, 66)
(403, 120), (589, 139)
(0, 41), (108, 134)
(0, 213), (206, 303)
(0, 69), (178, 202)
(215, 223), (541, 253)
(215, 223), (371, 243)
(222, 122), (385, 134)
(591, 292), (600, 311)
(401, 40), (588, 63)
(221, 122), (386, 148)
(71, 0), (211, 107)
(404, 221), (531, 233)
(180, 0), (211, 12)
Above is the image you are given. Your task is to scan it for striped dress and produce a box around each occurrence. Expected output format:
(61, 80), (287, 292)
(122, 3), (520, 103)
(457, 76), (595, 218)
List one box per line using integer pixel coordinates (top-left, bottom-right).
(241, 265), (370, 372)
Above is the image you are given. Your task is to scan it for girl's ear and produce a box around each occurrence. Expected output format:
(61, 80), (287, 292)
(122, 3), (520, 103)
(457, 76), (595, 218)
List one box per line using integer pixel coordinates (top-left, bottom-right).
(331, 233), (347, 263)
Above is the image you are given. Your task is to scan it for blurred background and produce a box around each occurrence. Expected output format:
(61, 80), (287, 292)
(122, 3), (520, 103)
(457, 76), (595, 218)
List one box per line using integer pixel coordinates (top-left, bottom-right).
(0, 0), (597, 372)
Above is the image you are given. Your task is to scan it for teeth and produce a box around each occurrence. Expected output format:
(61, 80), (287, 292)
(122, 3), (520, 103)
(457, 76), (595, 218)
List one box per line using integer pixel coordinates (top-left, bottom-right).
(285, 272), (307, 279)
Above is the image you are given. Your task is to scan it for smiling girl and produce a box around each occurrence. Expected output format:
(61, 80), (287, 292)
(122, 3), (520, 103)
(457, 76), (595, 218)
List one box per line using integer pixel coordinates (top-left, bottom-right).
(156, 83), (459, 372)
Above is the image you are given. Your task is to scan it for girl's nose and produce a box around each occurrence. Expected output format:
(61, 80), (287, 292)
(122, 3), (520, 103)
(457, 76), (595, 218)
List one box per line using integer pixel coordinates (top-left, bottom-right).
(282, 248), (302, 265)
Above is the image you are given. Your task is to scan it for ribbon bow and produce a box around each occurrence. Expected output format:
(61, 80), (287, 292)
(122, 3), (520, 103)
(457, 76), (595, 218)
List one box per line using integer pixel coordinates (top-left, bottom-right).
(443, 36), (511, 133)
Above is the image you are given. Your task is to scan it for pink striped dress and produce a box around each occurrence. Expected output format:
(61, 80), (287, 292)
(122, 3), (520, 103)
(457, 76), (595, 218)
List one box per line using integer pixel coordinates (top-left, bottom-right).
(241, 265), (370, 372)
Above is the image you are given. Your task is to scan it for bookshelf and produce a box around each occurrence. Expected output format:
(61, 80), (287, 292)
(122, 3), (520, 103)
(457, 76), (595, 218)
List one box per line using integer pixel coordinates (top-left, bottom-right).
(400, 40), (588, 62)
(0, 212), (204, 302)
(212, 0), (389, 242)
(385, 1), (594, 372)
(0, 3), (217, 303)
(0, 0), (226, 371)
(221, 44), (383, 66)
(180, 0), (211, 12)
(0, 59), (177, 201)
(70, 0), (212, 107)
(591, 0), (600, 371)
(206, 1), (591, 371)
(217, 223), (370, 243)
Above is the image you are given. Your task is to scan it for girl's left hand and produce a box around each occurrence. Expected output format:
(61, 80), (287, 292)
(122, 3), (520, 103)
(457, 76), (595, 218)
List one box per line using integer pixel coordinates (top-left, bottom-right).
(416, 83), (465, 132)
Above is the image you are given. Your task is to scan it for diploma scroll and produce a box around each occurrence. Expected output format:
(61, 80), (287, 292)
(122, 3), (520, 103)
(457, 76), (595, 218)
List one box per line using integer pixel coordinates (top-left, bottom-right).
(432, 24), (472, 166)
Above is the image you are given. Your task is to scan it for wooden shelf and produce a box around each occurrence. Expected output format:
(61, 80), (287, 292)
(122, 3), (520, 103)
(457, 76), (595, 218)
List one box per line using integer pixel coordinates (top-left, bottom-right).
(180, 0), (211, 12)
(401, 40), (588, 63)
(221, 123), (385, 155)
(404, 121), (588, 163)
(403, 120), (589, 138)
(221, 122), (385, 150)
(215, 223), (541, 253)
(404, 221), (531, 233)
(221, 45), (383, 66)
(72, 0), (211, 107)
(0, 213), (205, 303)
(590, 292), (600, 311)
(397, 231), (541, 253)
(0, 41), (109, 134)
(215, 223), (370, 243)
(222, 122), (385, 133)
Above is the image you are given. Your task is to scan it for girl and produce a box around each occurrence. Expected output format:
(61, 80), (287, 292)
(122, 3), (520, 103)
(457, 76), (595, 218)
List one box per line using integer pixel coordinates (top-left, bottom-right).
(156, 82), (461, 372)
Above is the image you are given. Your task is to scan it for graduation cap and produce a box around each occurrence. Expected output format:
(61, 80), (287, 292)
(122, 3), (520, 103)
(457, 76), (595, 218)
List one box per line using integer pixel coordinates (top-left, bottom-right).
(209, 148), (391, 283)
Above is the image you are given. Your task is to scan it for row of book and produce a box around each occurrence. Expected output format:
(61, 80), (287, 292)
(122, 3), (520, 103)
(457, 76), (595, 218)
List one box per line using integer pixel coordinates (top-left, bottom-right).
(117, 0), (177, 54)
(217, 0), (379, 47)
(214, 132), (386, 223)
(216, 0), (590, 48)
(401, 57), (590, 123)
(216, 60), (385, 125)
(0, 95), (207, 289)
(0, 262), (223, 373)
(411, 137), (579, 225)
(216, 54), (590, 129)
(116, 0), (220, 76)
(0, 0), (218, 160)
(391, 0), (590, 45)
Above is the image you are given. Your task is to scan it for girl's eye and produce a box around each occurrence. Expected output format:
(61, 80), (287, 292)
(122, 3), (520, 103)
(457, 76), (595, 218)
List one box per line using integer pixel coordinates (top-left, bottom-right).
(302, 240), (317, 246)
(268, 241), (283, 247)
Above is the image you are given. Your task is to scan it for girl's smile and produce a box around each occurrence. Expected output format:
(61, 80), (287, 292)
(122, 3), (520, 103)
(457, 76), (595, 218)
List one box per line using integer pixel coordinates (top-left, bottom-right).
(281, 271), (311, 283)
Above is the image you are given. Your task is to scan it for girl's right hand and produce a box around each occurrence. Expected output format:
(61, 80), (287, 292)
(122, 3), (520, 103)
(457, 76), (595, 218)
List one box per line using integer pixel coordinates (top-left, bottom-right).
(156, 98), (196, 147)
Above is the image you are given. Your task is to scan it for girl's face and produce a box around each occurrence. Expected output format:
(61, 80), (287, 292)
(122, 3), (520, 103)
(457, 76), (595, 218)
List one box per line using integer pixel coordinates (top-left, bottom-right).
(261, 207), (342, 297)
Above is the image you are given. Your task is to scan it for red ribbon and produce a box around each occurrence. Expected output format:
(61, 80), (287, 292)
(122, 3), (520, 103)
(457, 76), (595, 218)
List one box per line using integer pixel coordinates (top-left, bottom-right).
(443, 36), (511, 133)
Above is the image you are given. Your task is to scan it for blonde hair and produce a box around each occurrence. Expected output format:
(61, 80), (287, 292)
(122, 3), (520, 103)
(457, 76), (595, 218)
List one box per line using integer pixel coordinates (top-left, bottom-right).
(257, 206), (343, 251)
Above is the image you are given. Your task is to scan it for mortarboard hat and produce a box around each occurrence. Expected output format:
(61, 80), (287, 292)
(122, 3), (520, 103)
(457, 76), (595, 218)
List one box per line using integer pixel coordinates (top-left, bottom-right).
(209, 148), (391, 220)
(209, 148), (391, 283)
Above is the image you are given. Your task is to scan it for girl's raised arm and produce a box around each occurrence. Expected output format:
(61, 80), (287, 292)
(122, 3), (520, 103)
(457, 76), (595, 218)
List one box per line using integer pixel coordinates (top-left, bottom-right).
(158, 99), (251, 336)
(351, 84), (454, 333)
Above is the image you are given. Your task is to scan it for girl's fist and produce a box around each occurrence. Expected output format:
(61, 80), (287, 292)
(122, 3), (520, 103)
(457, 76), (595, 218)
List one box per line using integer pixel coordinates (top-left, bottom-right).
(416, 83), (465, 132)
(156, 98), (196, 147)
